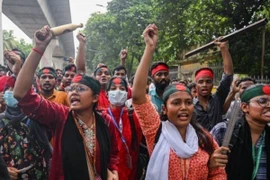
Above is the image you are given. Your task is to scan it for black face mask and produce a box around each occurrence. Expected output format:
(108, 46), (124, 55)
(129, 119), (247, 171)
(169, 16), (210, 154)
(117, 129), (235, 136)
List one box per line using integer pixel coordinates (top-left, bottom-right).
(154, 80), (170, 91)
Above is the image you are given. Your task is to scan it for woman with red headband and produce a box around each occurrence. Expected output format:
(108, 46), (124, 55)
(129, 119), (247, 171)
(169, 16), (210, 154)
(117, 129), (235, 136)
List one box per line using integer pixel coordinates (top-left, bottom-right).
(132, 24), (227, 180)
(106, 77), (142, 180)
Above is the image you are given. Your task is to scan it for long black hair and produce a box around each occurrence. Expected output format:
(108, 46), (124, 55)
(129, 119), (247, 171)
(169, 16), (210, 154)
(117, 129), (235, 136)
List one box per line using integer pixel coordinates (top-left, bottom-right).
(160, 96), (215, 156)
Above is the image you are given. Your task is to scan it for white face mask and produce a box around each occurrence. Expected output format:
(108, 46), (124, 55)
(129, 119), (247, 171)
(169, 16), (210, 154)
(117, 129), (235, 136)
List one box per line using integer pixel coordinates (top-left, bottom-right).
(108, 90), (127, 106)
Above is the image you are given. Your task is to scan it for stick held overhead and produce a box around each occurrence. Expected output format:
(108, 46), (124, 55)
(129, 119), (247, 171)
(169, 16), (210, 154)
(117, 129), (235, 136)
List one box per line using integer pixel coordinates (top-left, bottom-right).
(185, 19), (268, 58)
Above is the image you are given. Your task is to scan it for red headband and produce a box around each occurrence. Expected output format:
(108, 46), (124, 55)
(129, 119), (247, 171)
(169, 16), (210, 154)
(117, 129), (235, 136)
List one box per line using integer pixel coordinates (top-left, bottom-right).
(195, 69), (214, 81)
(151, 65), (169, 76)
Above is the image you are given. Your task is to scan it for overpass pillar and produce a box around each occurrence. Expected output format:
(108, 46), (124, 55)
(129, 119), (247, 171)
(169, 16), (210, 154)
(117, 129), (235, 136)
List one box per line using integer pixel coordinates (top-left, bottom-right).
(40, 39), (57, 68)
(52, 56), (64, 70)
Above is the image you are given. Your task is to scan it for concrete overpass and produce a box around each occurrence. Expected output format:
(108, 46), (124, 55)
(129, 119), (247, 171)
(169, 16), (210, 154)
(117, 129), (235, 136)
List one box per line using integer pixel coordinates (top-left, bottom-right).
(1, 0), (75, 69)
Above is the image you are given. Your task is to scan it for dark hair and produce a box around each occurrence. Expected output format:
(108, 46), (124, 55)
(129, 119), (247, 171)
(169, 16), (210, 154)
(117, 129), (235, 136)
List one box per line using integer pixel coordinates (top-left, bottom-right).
(236, 77), (256, 87)
(160, 93), (215, 155)
(113, 65), (127, 75)
(150, 62), (169, 76)
(56, 69), (63, 73)
(187, 82), (196, 90)
(63, 64), (77, 75)
(37, 67), (56, 78)
(93, 65), (111, 77)
(179, 80), (188, 86)
(106, 77), (128, 92)
(90, 77), (101, 110)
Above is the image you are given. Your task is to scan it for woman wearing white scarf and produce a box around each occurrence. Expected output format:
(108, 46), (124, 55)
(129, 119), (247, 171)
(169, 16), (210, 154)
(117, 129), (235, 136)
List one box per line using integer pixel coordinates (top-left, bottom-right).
(132, 24), (227, 180)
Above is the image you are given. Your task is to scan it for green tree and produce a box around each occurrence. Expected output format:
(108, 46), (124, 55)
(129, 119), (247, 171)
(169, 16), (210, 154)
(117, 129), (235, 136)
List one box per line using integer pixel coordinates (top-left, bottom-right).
(16, 39), (32, 57)
(84, 0), (155, 76)
(3, 30), (17, 50)
(3, 30), (32, 57)
(83, 0), (270, 77)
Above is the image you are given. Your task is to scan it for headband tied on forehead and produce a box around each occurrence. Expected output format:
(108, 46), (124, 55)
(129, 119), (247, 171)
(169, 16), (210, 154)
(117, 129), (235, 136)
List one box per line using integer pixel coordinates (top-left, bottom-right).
(195, 68), (214, 81)
(106, 77), (128, 92)
(151, 64), (169, 76)
(72, 74), (101, 95)
(162, 83), (191, 102)
(241, 84), (270, 102)
(37, 67), (56, 78)
(94, 65), (111, 76)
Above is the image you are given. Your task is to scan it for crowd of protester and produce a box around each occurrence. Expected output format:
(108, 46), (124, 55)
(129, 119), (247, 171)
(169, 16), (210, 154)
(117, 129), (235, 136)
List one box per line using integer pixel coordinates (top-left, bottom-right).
(0, 24), (269, 180)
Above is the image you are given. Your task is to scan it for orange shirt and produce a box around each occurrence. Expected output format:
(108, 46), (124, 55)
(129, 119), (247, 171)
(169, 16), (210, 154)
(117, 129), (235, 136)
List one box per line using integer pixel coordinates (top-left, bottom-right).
(41, 89), (69, 146)
(42, 89), (69, 107)
(133, 97), (226, 180)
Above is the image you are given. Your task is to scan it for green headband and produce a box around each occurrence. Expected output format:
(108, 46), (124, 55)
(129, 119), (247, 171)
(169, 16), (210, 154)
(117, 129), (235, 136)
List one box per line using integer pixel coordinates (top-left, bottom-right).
(241, 84), (270, 102)
(162, 84), (191, 102)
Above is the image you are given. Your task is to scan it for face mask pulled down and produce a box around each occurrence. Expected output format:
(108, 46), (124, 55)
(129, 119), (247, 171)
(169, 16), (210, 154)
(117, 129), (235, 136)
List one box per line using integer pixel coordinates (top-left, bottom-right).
(108, 90), (127, 106)
(4, 90), (18, 108)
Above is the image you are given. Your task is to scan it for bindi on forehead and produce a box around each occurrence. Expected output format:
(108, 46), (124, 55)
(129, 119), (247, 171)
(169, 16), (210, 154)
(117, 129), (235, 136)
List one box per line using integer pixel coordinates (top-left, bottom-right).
(113, 78), (122, 84)
(43, 69), (50, 74)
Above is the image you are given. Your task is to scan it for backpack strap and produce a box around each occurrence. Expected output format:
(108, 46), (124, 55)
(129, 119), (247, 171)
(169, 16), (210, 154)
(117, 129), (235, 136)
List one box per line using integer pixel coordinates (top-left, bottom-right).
(127, 108), (138, 148)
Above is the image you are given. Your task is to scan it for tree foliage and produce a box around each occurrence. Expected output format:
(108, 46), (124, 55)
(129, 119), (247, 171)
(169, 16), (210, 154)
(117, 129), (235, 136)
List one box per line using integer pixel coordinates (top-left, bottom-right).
(3, 30), (17, 50)
(83, 0), (270, 76)
(3, 30), (32, 57)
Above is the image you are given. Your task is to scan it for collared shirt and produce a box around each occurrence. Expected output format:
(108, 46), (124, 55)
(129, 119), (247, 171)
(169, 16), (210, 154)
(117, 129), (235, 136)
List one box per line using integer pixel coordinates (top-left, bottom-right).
(210, 122), (267, 179)
(149, 88), (163, 113)
(194, 73), (233, 131)
(255, 134), (267, 180)
(42, 89), (69, 107)
(210, 121), (227, 146)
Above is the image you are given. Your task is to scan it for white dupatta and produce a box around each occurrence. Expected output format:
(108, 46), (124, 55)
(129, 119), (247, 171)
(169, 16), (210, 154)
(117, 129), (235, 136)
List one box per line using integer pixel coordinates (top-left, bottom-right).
(146, 121), (199, 180)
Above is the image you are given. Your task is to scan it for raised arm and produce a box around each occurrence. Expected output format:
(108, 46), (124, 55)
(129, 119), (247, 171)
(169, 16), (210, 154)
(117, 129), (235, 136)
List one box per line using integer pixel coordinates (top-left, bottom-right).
(223, 78), (239, 114)
(75, 32), (86, 74)
(132, 24), (158, 105)
(4, 50), (22, 77)
(214, 39), (233, 75)
(14, 26), (53, 100)
(120, 49), (128, 67)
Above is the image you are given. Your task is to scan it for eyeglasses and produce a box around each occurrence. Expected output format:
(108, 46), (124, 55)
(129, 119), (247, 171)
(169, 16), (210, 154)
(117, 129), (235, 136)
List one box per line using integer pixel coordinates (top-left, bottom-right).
(65, 86), (88, 94)
(248, 97), (270, 107)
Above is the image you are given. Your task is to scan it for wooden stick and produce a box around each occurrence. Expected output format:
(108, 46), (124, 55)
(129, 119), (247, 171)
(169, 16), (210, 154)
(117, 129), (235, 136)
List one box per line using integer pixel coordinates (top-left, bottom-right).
(185, 19), (268, 58)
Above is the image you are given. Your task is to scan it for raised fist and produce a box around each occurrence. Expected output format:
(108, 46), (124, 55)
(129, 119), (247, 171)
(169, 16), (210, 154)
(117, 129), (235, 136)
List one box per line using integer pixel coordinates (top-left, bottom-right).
(142, 24), (158, 49)
(76, 32), (86, 43)
(120, 49), (128, 60)
(34, 25), (53, 52)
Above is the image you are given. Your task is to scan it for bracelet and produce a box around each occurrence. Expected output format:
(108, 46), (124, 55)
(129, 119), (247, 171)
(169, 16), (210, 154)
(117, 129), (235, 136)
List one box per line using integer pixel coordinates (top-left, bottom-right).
(32, 48), (44, 56)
